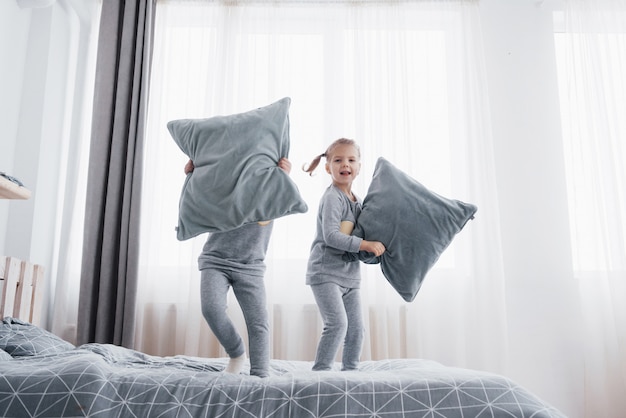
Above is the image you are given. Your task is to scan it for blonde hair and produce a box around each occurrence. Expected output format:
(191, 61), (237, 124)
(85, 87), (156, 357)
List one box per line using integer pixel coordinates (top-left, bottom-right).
(303, 138), (361, 176)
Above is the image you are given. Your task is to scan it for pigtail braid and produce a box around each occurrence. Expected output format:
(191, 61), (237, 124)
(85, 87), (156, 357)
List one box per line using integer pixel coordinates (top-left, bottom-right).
(302, 153), (326, 175)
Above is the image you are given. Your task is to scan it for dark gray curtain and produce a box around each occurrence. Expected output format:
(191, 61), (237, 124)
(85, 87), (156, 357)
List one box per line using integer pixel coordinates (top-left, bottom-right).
(77, 0), (155, 347)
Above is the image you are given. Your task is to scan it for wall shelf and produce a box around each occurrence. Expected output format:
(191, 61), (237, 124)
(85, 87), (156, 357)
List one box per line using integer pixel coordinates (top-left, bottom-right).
(0, 175), (31, 200)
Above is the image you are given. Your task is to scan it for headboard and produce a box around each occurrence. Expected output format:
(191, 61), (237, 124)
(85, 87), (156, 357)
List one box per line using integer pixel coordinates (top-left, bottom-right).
(0, 256), (44, 326)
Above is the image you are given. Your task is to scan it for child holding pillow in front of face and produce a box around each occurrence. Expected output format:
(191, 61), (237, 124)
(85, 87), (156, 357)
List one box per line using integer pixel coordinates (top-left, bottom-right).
(185, 157), (291, 378)
(303, 138), (386, 371)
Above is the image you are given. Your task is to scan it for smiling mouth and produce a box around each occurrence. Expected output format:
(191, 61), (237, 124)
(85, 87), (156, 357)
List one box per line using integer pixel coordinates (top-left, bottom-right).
(340, 170), (351, 176)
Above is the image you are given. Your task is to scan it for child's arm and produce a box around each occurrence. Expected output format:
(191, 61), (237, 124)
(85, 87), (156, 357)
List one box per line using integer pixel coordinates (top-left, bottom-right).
(320, 193), (363, 253)
(359, 240), (386, 257)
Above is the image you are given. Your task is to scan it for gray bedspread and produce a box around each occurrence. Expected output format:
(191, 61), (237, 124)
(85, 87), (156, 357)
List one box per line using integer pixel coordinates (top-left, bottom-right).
(0, 319), (565, 417)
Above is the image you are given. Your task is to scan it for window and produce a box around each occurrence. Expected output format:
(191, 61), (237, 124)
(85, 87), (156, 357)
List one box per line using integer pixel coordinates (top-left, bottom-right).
(554, 10), (626, 273)
(135, 1), (490, 358)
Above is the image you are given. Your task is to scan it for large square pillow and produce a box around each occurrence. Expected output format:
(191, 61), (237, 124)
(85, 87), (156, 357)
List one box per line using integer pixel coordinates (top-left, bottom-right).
(0, 317), (75, 357)
(167, 97), (308, 240)
(348, 157), (477, 302)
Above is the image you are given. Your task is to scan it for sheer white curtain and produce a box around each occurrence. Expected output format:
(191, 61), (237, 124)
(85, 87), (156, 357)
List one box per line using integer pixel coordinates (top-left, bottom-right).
(136, 0), (506, 373)
(555, 0), (626, 415)
(45, 2), (101, 344)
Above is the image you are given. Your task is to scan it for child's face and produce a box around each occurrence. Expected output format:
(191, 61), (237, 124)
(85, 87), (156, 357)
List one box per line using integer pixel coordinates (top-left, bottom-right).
(325, 144), (361, 187)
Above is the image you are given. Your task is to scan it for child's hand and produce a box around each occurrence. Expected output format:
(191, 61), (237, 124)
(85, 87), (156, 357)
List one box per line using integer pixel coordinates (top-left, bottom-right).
(184, 159), (194, 174)
(360, 240), (386, 257)
(278, 157), (292, 174)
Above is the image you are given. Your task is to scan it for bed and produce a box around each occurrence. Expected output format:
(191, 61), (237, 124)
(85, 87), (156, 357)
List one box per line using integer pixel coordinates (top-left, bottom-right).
(0, 317), (566, 418)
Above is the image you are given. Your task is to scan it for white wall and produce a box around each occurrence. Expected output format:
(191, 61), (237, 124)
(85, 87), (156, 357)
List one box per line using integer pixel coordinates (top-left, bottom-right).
(0, 0), (97, 257)
(0, 1), (31, 259)
(0, 0), (99, 325)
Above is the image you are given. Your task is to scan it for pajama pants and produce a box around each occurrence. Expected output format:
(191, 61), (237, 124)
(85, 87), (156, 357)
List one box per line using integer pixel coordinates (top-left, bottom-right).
(311, 282), (364, 371)
(200, 267), (269, 378)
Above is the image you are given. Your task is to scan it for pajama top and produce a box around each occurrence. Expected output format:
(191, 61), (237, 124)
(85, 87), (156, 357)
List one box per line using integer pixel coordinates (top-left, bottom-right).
(198, 221), (273, 277)
(306, 184), (363, 288)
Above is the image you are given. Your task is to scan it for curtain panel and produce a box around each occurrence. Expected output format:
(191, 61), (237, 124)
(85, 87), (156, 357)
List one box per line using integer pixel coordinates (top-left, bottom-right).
(77, 0), (156, 347)
(556, 0), (626, 415)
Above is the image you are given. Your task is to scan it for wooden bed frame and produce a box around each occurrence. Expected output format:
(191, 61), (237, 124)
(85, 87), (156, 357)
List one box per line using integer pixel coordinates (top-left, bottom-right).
(0, 256), (44, 326)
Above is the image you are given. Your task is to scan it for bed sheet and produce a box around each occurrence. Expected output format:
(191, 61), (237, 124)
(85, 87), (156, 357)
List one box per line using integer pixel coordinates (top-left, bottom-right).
(0, 341), (566, 417)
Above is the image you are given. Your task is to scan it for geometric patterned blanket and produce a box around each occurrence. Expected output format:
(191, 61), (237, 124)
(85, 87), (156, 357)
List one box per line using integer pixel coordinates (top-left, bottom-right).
(0, 318), (566, 417)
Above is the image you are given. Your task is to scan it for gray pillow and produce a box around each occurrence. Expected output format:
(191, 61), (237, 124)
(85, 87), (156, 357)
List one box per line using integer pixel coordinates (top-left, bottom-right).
(167, 97), (308, 240)
(0, 317), (75, 357)
(348, 157), (477, 302)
